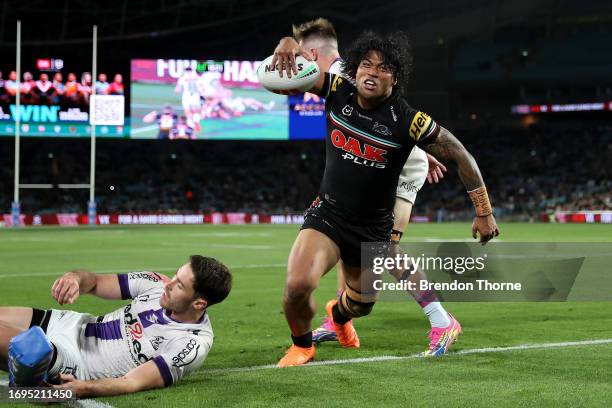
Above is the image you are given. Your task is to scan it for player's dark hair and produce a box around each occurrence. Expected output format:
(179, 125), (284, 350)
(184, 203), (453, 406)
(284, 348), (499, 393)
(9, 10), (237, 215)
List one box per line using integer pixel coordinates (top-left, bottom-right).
(292, 18), (337, 42)
(342, 30), (413, 95)
(190, 255), (232, 307)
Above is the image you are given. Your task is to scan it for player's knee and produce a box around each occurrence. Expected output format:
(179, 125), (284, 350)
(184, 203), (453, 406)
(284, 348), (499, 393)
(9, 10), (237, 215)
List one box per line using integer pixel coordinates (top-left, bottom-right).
(284, 276), (315, 302)
(340, 296), (375, 318)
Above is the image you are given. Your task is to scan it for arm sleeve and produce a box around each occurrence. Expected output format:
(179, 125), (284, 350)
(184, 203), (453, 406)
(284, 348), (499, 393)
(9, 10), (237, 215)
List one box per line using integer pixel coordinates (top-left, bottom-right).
(396, 147), (429, 204)
(152, 336), (212, 386)
(407, 110), (440, 147)
(117, 271), (166, 300)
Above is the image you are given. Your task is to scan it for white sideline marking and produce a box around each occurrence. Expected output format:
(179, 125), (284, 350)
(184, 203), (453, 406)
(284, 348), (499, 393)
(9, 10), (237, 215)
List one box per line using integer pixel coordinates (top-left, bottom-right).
(0, 379), (115, 407)
(202, 338), (612, 374)
(0, 263), (287, 279)
(0, 339), (610, 406)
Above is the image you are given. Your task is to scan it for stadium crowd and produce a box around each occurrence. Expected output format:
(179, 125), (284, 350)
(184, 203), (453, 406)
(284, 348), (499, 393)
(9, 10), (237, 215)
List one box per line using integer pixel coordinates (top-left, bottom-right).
(0, 124), (609, 221)
(0, 70), (124, 113)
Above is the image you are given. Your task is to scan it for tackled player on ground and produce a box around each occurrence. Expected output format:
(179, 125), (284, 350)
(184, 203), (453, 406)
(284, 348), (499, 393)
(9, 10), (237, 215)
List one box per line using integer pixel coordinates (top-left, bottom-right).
(0, 255), (231, 397)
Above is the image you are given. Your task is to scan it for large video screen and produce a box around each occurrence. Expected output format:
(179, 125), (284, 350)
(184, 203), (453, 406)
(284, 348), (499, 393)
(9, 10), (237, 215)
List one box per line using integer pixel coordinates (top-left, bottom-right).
(130, 59), (326, 140)
(0, 58), (128, 137)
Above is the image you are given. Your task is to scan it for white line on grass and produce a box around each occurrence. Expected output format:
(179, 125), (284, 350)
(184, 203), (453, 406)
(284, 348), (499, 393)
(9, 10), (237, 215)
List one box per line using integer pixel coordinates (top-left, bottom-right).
(202, 338), (612, 374)
(0, 339), (610, 406)
(0, 263), (287, 279)
(0, 379), (115, 408)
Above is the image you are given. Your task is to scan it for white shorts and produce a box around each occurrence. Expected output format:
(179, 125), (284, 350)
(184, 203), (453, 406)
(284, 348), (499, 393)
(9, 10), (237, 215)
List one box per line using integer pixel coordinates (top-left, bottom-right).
(45, 309), (96, 380)
(396, 147), (428, 204)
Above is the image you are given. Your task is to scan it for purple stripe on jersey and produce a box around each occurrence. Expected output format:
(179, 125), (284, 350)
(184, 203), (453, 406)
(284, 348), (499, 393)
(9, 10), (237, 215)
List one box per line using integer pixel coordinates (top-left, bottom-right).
(84, 319), (123, 340)
(153, 356), (173, 386)
(139, 309), (171, 329)
(118, 274), (131, 300)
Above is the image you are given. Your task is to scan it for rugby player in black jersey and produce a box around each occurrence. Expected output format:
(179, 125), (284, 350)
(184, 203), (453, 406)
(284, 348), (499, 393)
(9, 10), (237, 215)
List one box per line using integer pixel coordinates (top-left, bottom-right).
(285, 18), (456, 351)
(269, 31), (500, 367)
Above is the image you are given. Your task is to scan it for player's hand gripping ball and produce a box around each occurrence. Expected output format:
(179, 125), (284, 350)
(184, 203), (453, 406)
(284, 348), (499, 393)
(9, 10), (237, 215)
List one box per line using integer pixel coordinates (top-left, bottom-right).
(257, 55), (320, 95)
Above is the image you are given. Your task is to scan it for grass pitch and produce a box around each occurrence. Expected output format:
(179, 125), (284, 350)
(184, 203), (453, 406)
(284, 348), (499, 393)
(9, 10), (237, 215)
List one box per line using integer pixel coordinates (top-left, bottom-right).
(0, 223), (611, 407)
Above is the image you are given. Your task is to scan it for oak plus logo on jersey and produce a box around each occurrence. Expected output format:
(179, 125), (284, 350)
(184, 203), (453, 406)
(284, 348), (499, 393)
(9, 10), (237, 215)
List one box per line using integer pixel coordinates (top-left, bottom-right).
(172, 338), (200, 367)
(331, 129), (387, 169)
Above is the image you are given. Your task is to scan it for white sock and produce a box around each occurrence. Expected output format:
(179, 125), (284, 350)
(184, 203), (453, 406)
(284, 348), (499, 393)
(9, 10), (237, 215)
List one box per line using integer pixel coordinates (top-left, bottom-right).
(423, 302), (451, 328)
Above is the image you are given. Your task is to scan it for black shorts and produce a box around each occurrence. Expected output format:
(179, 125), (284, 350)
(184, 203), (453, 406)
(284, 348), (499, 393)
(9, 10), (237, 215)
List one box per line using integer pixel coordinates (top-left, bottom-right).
(301, 197), (393, 267)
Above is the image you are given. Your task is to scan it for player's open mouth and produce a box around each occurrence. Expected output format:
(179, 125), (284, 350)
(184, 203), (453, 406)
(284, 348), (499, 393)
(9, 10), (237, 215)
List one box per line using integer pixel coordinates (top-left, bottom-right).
(363, 79), (377, 90)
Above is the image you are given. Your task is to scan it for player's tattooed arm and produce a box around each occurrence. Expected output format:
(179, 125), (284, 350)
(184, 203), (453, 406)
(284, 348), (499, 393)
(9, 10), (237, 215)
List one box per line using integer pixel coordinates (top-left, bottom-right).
(423, 126), (500, 244)
(422, 127), (483, 190)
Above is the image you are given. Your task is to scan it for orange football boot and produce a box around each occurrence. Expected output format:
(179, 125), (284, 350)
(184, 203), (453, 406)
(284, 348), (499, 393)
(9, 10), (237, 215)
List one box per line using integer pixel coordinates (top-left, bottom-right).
(277, 344), (316, 367)
(325, 299), (360, 348)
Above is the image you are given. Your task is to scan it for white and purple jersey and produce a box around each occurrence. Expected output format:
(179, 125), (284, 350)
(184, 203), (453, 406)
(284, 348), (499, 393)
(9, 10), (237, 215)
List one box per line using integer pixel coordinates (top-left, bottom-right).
(47, 271), (213, 386)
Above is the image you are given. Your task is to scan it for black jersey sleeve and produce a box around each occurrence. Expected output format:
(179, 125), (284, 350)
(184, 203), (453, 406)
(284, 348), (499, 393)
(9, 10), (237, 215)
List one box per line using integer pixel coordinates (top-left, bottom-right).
(406, 109), (440, 147)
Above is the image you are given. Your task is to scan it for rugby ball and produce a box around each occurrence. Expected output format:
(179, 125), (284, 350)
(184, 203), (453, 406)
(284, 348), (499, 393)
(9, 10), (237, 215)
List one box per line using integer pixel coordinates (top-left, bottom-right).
(256, 55), (320, 95)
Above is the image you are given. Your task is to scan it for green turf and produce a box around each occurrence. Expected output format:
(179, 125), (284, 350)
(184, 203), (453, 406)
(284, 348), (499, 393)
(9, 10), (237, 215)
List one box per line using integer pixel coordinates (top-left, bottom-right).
(0, 223), (611, 407)
(130, 82), (288, 140)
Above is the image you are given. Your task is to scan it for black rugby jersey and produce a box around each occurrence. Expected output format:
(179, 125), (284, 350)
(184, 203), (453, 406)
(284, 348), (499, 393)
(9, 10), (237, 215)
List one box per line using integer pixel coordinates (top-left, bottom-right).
(316, 73), (440, 220)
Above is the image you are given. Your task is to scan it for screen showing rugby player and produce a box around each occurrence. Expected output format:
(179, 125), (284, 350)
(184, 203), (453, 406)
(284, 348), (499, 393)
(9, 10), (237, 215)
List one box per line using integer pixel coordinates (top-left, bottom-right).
(130, 59), (289, 140)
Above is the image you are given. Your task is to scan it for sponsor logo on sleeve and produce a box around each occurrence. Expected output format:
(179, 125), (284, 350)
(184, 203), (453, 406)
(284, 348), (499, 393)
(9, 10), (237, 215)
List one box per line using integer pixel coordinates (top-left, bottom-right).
(399, 180), (420, 194)
(409, 111), (433, 141)
(129, 272), (162, 283)
(331, 75), (343, 92)
(172, 338), (200, 367)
